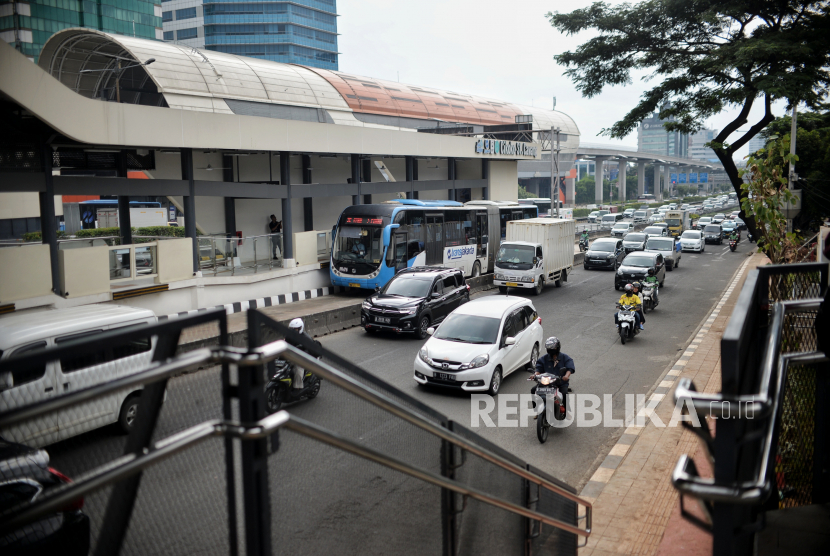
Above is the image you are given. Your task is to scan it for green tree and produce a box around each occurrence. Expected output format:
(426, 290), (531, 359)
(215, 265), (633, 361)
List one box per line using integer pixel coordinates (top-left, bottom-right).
(518, 184), (533, 199)
(548, 1), (830, 238)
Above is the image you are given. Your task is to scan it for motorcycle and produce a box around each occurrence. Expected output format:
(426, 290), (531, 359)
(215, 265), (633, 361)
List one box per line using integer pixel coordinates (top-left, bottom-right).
(578, 236), (589, 252)
(528, 373), (570, 443)
(265, 358), (322, 413)
(616, 303), (640, 345)
(747, 231), (755, 243)
(641, 283), (658, 313)
(729, 238), (738, 252)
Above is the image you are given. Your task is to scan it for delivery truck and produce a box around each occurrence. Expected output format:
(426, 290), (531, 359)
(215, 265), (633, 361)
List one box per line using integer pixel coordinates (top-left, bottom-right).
(494, 218), (575, 295)
(664, 210), (691, 237)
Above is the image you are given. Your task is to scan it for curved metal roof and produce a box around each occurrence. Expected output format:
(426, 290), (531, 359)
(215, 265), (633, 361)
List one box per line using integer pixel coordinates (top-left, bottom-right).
(38, 28), (579, 143)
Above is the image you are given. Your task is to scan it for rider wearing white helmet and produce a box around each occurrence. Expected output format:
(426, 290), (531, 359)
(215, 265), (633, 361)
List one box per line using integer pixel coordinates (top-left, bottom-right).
(287, 318), (312, 392)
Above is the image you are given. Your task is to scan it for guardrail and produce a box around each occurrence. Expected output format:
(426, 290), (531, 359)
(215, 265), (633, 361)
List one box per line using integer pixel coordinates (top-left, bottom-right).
(670, 262), (828, 556)
(0, 308), (591, 556)
(198, 233), (284, 275)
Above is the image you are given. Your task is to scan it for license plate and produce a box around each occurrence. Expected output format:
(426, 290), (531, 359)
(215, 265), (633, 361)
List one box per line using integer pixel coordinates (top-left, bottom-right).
(435, 372), (455, 381)
(374, 316), (390, 324)
(505, 282), (519, 287)
(620, 311), (631, 316)
(349, 283), (360, 288)
(536, 387), (556, 395)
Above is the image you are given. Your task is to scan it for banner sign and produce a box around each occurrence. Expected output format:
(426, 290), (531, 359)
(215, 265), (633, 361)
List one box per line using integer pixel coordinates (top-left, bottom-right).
(475, 139), (538, 158)
(689, 172), (698, 183)
(699, 172), (708, 183)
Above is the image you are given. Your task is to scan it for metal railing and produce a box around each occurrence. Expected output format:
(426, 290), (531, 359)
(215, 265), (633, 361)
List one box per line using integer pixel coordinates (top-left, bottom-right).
(198, 233), (283, 276)
(670, 261), (828, 556)
(0, 309), (591, 556)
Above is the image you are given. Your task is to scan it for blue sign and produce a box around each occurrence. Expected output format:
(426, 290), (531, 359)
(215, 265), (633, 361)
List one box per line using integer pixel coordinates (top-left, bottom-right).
(699, 172), (708, 183)
(689, 172), (698, 183)
(670, 173), (678, 184)
(679, 173), (687, 184)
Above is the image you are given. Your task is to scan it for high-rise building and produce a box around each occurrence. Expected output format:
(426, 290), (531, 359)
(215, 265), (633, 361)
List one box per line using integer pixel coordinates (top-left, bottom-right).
(689, 128), (719, 162)
(748, 135), (767, 155)
(0, 0), (163, 62)
(637, 108), (688, 157)
(161, 0), (338, 70)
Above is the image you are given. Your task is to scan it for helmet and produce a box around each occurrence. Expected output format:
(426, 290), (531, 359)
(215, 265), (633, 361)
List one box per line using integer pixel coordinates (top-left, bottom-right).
(624, 284), (633, 293)
(632, 281), (641, 290)
(545, 336), (561, 358)
(288, 318), (305, 335)
(647, 268), (655, 276)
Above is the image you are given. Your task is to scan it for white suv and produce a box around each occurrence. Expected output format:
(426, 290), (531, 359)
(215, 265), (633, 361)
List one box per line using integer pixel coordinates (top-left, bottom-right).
(414, 297), (543, 395)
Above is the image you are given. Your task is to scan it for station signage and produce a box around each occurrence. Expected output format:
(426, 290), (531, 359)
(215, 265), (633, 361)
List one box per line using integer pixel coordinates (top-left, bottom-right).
(699, 172), (708, 183)
(475, 139), (538, 158)
(689, 172), (698, 183)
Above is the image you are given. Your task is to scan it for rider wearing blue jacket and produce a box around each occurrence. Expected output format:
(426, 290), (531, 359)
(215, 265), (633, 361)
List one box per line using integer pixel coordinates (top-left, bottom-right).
(533, 337), (574, 408)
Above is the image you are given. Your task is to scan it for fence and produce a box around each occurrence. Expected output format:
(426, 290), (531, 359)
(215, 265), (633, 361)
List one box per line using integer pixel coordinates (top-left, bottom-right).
(671, 262), (828, 556)
(197, 233), (284, 276)
(0, 308), (590, 556)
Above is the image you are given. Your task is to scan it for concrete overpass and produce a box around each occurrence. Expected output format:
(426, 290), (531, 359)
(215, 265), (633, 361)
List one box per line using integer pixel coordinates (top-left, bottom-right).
(520, 143), (722, 205)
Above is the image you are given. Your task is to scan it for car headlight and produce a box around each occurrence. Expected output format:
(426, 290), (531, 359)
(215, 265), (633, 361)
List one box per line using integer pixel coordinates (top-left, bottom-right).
(607, 254), (615, 259)
(495, 273), (506, 280)
(418, 347), (434, 366)
(460, 354), (489, 370)
(521, 276), (533, 283)
(400, 308), (416, 315)
(362, 301), (372, 310)
(617, 269), (623, 275)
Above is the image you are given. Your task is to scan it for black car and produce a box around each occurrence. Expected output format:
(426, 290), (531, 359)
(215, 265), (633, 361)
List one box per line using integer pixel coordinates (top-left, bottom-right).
(0, 439), (90, 556)
(703, 224), (724, 244)
(615, 252), (666, 290)
(361, 267), (470, 339)
(583, 238), (625, 271)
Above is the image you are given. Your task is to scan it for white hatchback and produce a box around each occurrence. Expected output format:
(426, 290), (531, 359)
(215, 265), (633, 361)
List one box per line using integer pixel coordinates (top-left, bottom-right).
(680, 230), (705, 252)
(413, 297), (543, 395)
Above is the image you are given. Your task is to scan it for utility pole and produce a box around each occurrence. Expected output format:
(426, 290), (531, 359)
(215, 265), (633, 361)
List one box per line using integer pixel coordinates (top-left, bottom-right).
(786, 104), (800, 233)
(550, 126), (561, 218)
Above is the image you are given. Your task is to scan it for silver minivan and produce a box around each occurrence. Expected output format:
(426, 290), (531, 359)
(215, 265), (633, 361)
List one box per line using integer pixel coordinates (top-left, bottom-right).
(0, 305), (157, 447)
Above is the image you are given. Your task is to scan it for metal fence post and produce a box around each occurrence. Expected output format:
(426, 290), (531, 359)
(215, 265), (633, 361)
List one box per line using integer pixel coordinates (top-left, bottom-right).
(241, 310), (273, 556)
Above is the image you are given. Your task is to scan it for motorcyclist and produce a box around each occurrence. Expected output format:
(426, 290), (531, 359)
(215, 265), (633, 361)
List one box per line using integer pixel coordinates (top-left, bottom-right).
(286, 318), (317, 396)
(580, 230), (590, 246)
(729, 229), (739, 243)
(642, 268), (660, 307)
(631, 282), (647, 326)
(533, 337), (574, 415)
(616, 284), (644, 330)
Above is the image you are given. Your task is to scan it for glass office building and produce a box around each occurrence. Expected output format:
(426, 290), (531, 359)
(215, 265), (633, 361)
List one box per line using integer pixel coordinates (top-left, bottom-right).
(637, 109), (688, 158)
(162, 0), (339, 70)
(0, 0), (163, 62)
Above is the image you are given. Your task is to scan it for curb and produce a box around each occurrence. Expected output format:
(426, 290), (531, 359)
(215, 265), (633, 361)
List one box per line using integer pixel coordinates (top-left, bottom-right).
(578, 251), (757, 502)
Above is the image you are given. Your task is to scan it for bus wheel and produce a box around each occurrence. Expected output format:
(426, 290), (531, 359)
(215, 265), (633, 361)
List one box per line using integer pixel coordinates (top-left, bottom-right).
(471, 261), (481, 278)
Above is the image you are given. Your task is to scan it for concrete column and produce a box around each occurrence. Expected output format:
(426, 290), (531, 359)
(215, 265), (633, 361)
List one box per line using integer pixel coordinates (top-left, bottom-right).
(302, 154), (313, 231)
(448, 157), (456, 201)
(181, 148), (198, 272)
(361, 158), (372, 204)
(116, 151), (132, 245)
(280, 151), (294, 264)
(39, 144), (60, 294)
(405, 156), (414, 199)
(481, 159), (489, 200)
(594, 156), (607, 204)
(617, 161), (627, 205)
(222, 155), (236, 235)
(652, 165), (661, 200)
(663, 165), (670, 201)
(350, 154), (361, 205)
(565, 177), (575, 207)
(637, 161), (646, 198)
(412, 158), (419, 199)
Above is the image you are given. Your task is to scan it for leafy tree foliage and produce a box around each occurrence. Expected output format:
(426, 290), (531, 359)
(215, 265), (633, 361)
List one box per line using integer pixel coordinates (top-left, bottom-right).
(549, 0), (830, 237)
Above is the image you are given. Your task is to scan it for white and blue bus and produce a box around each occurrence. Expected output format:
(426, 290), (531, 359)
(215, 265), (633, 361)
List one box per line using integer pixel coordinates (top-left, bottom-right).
(330, 199), (538, 290)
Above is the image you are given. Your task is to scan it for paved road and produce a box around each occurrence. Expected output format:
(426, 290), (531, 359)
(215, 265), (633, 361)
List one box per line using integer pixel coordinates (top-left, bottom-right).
(43, 237), (754, 554)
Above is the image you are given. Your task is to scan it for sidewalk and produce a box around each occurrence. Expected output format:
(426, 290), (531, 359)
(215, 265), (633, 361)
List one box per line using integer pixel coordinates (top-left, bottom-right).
(579, 250), (768, 556)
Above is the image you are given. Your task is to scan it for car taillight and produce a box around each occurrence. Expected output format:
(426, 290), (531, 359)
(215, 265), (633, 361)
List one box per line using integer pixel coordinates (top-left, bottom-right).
(537, 317), (542, 324)
(466, 285), (471, 291)
(48, 467), (84, 511)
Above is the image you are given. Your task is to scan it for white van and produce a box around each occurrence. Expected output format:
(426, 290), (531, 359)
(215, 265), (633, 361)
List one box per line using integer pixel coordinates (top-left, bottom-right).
(0, 305), (157, 448)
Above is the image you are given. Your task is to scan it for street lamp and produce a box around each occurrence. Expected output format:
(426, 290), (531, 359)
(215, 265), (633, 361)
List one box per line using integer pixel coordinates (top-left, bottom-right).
(79, 58), (155, 103)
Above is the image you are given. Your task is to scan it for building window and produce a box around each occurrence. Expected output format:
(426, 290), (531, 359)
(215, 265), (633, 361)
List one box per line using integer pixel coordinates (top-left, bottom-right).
(162, 11), (172, 22)
(163, 31), (174, 40)
(177, 28), (198, 40)
(176, 7), (197, 20)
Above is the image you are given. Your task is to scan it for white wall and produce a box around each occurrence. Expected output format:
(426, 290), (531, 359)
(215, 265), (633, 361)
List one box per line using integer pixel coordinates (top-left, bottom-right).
(0, 193), (63, 219)
(489, 160), (519, 202)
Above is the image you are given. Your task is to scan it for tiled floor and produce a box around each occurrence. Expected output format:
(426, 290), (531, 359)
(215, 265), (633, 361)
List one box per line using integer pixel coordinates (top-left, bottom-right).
(579, 251), (768, 556)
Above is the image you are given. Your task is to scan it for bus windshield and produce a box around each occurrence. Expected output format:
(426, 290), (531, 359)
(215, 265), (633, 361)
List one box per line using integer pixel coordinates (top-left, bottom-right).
(333, 226), (384, 268)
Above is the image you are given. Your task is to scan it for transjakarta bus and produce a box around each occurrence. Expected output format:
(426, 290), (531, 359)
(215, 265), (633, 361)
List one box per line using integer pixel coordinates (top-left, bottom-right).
(330, 199), (537, 289)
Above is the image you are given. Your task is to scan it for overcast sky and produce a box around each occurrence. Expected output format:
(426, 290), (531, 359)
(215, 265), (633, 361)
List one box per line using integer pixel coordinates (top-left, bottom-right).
(337, 0), (787, 160)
